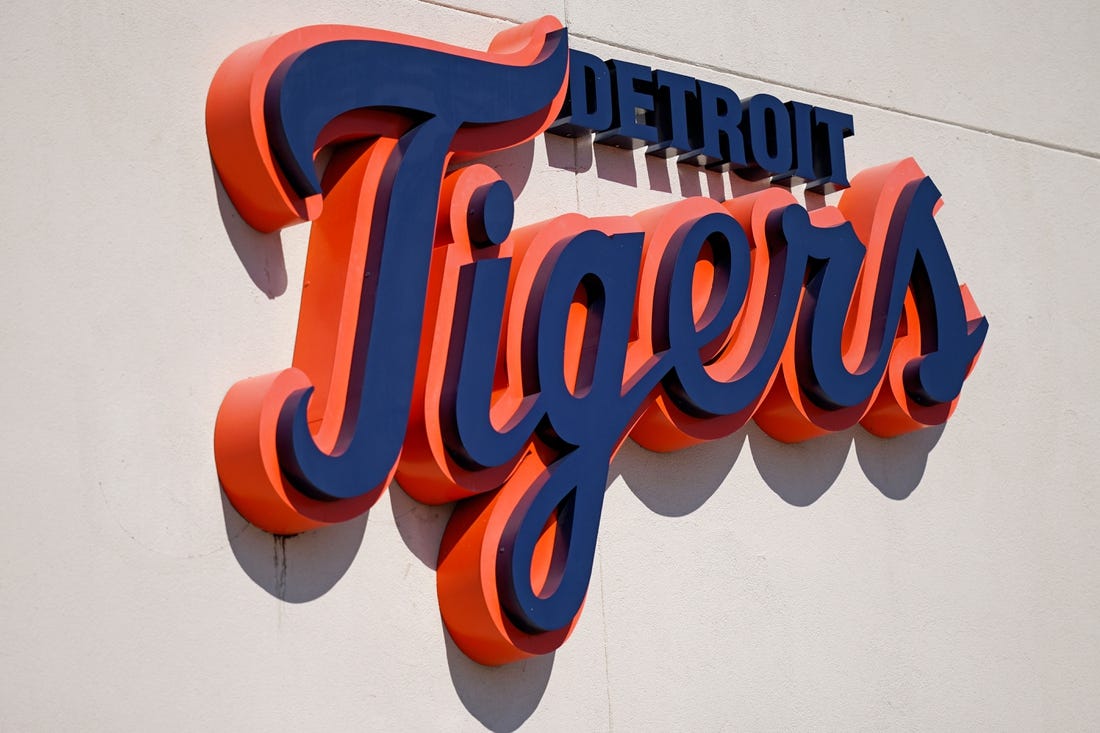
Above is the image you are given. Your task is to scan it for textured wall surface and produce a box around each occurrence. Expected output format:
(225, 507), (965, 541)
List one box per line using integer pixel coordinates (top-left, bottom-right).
(1, 1), (1097, 730)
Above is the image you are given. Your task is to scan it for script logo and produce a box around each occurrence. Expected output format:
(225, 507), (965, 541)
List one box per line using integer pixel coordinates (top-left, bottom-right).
(209, 17), (987, 665)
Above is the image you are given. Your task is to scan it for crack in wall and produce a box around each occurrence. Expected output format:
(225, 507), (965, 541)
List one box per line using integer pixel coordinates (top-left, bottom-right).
(273, 535), (288, 601)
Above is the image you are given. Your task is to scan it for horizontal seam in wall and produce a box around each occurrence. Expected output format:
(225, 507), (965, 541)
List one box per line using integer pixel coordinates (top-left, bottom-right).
(417, 0), (514, 22)
(417, 0), (1100, 161)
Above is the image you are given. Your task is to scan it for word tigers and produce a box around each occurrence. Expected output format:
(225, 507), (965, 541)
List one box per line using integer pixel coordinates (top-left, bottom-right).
(209, 17), (986, 665)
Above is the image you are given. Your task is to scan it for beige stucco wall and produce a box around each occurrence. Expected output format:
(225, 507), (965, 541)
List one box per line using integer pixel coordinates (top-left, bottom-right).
(1, 1), (1097, 729)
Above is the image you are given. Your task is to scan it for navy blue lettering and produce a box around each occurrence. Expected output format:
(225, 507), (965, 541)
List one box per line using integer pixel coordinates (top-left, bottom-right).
(597, 60), (660, 148)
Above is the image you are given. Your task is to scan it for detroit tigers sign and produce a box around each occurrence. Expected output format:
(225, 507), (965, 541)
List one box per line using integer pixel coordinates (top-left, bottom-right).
(209, 17), (987, 665)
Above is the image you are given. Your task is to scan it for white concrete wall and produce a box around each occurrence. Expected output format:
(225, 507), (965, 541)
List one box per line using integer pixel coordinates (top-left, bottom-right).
(2, 0), (1098, 730)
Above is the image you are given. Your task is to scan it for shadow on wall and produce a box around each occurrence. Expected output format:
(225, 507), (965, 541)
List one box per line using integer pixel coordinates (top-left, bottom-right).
(853, 423), (946, 500)
(452, 139), (536, 198)
(613, 431), (747, 516)
(442, 623), (554, 733)
(390, 484), (555, 731)
(212, 161), (288, 299)
(390, 483), (452, 570)
(542, 133), (775, 202)
(614, 420), (946, 515)
(220, 490), (368, 603)
(747, 422), (945, 506)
